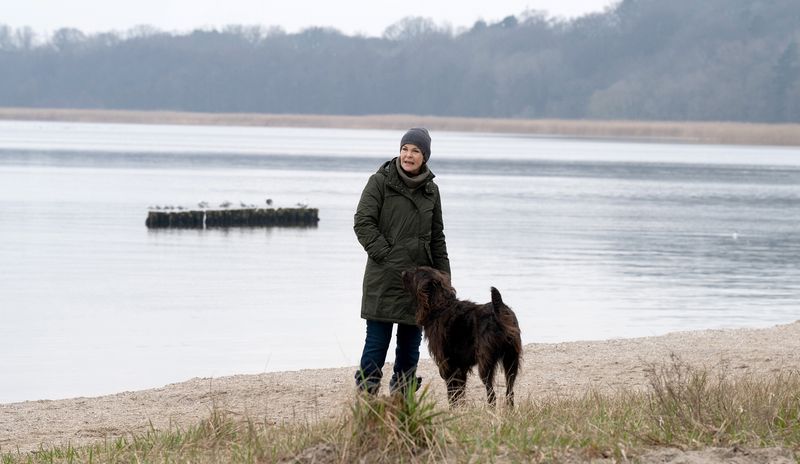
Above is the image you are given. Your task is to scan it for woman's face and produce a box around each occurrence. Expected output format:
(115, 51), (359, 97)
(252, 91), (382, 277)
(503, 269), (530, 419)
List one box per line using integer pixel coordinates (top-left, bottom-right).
(400, 143), (424, 175)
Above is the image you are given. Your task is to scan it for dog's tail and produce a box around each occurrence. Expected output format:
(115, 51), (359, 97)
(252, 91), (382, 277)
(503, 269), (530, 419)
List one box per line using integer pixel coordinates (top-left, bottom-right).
(491, 287), (503, 310)
(491, 286), (523, 354)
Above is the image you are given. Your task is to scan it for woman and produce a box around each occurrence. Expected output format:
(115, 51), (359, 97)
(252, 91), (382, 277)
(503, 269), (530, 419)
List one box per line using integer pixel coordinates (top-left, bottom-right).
(353, 127), (451, 395)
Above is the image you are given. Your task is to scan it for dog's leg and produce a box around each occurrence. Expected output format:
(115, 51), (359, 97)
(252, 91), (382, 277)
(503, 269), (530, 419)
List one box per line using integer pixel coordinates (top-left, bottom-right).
(502, 351), (520, 407)
(478, 358), (498, 406)
(445, 369), (467, 406)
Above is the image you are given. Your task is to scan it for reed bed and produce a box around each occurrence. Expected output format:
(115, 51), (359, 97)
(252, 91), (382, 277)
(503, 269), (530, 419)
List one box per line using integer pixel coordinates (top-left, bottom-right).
(3, 359), (798, 463)
(2, 107), (800, 146)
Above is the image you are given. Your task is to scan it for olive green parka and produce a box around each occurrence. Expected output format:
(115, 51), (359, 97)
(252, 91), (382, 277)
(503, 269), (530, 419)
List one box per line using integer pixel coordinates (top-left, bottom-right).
(354, 158), (450, 325)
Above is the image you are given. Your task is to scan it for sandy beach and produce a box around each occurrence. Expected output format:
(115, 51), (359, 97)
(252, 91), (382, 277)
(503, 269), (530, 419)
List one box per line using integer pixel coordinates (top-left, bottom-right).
(2, 321), (799, 456)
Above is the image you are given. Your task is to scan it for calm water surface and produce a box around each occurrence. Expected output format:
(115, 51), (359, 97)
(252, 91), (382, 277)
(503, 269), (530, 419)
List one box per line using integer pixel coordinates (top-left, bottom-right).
(1, 121), (798, 403)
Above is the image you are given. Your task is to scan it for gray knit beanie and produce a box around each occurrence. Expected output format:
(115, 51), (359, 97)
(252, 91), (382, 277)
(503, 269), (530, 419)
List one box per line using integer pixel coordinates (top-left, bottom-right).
(400, 127), (431, 162)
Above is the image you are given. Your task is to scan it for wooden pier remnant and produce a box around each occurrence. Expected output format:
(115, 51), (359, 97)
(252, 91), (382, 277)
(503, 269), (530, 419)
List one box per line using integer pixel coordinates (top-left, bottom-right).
(145, 208), (319, 229)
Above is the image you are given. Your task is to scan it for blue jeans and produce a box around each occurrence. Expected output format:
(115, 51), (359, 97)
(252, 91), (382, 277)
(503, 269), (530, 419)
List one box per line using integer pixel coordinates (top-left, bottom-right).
(355, 320), (422, 394)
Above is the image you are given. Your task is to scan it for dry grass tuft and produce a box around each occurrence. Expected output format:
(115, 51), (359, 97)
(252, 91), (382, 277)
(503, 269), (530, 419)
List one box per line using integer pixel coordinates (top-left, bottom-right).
(2, 359), (798, 463)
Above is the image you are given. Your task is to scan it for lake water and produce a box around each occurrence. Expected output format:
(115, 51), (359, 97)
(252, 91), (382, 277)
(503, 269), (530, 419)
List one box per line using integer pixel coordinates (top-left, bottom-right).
(1, 120), (798, 403)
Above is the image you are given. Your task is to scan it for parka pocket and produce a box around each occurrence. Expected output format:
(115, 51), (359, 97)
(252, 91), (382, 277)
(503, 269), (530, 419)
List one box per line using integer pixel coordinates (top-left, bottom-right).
(418, 199), (435, 234)
(423, 242), (434, 266)
(385, 240), (412, 267)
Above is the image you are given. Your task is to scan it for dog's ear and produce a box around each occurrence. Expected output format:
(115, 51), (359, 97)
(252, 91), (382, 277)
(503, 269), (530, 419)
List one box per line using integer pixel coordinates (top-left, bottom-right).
(439, 270), (452, 287)
(414, 279), (433, 325)
(427, 273), (453, 309)
(441, 273), (456, 299)
(412, 273), (433, 319)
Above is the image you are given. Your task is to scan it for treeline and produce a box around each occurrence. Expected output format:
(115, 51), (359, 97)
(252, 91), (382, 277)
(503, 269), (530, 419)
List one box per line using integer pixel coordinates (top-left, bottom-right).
(1, 0), (799, 122)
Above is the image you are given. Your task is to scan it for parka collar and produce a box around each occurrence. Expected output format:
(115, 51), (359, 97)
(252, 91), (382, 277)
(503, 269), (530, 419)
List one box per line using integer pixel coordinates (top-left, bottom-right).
(380, 157), (435, 192)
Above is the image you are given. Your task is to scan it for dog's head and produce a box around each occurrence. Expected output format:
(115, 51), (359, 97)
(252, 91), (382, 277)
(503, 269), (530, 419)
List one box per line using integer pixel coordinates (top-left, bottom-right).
(402, 266), (456, 326)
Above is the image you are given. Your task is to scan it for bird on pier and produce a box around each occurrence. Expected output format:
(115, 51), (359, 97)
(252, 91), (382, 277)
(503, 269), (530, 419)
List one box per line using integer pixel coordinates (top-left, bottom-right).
(198, 201), (209, 209)
(266, 198), (273, 206)
(296, 202), (308, 209)
(220, 201), (232, 208)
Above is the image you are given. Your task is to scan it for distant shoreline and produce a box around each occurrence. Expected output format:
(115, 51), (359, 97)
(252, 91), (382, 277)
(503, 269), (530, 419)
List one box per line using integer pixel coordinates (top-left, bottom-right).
(2, 107), (800, 147)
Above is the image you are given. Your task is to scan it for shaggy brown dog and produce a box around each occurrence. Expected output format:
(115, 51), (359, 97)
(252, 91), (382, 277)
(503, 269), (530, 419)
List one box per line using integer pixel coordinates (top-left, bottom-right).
(402, 266), (522, 406)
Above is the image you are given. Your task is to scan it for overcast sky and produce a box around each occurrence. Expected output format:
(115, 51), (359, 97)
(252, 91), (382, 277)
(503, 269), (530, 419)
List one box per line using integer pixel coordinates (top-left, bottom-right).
(5, 0), (619, 37)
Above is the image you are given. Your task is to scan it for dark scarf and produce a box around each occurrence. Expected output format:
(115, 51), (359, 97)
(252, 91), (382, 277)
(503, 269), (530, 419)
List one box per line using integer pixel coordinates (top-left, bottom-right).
(395, 157), (430, 190)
